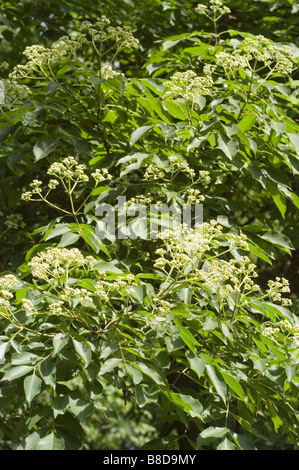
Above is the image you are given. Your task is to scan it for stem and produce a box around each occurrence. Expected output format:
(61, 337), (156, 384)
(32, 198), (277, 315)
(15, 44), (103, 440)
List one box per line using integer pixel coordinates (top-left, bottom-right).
(39, 195), (73, 215)
(236, 62), (255, 121)
(213, 17), (218, 45)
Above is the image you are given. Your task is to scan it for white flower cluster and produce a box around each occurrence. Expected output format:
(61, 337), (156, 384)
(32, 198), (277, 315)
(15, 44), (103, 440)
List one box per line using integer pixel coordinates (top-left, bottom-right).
(28, 247), (91, 280)
(30, 179), (43, 194)
(144, 163), (165, 180)
(126, 194), (153, 208)
(242, 36), (294, 75)
(0, 274), (19, 289)
(96, 273), (138, 302)
(0, 290), (13, 309)
(107, 25), (139, 50)
(9, 16), (138, 81)
(21, 157), (113, 203)
(216, 35), (294, 77)
(154, 223), (293, 310)
(0, 275), (18, 310)
(163, 68), (213, 102)
(57, 34), (88, 55)
(195, 0), (231, 19)
(226, 233), (249, 251)
(91, 168), (113, 183)
(263, 319), (299, 346)
(115, 175), (131, 189)
(152, 297), (171, 314)
(185, 188), (205, 204)
(154, 221), (224, 272)
(216, 51), (250, 77)
(262, 326), (279, 340)
(82, 16), (111, 41)
(21, 298), (34, 312)
(196, 256), (260, 300)
(48, 156), (89, 182)
(60, 286), (93, 304)
(0, 61), (8, 71)
(1, 79), (31, 104)
(9, 35), (87, 79)
(198, 170), (211, 184)
(101, 65), (122, 79)
(4, 214), (26, 230)
(48, 300), (65, 315)
(267, 277), (292, 306)
(138, 250), (150, 261)
(82, 16), (139, 50)
(168, 155), (196, 179)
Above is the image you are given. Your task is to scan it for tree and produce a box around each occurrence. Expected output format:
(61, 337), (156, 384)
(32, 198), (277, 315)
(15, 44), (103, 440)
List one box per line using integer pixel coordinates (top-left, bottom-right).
(0, 0), (298, 450)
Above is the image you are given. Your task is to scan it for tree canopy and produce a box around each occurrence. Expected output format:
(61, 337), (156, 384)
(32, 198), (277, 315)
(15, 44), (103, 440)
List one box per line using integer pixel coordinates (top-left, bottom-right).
(0, 0), (298, 451)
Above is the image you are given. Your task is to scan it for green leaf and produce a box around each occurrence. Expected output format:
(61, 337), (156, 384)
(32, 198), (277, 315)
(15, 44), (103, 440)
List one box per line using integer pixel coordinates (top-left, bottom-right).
(128, 285), (147, 304)
(58, 231), (80, 247)
(53, 395), (69, 418)
(260, 230), (293, 254)
(117, 152), (150, 176)
(24, 372), (42, 405)
(265, 179), (287, 218)
(168, 392), (204, 419)
(220, 371), (245, 400)
(270, 121), (286, 136)
(53, 333), (69, 357)
(200, 426), (230, 439)
(232, 433), (257, 450)
(33, 138), (61, 161)
(91, 185), (111, 196)
(80, 230), (110, 256)
(247, 242), (272, 265)
(99, 358), (123, 375)
(136, 384), (159, 407)
(163, 99), (189, 120)
(11, 352), (40, 366)
(263, 301), (294, 323)
(19, 431), (44, 450)
(68, 392), (94, 422)
(170, 305), (190, 317)
(196, 427), (230, 448)
(162, 38), (184, 51)
(141, 436), (180, 450)
(217, 438), (239, 450)
(238, 114), (257, 132)
(132, 361), (166, 385)
(202, 318), (218, 330)
(288, 132), (299, 155)
(44, 223), (70, 241)
(0, 342), (9, 364)
(206, 364), (227, 404)
(38, 358), (56, 388)
(187, 135), (209, 152)
(72, 339), (92, 368)
(55, 412), (85, 440)
(130, 125), (154, 147)
(179, 326), (200, 353)
(3, 365), (34, 381)
(35, 431), (65, 450)
(91, 261), (123, 273)
(285, 364), (297, 382)
(76, 278), (96, 292)
(217, 135), (239, 160)
(187, 353), (206, 379)
(126, 363), (143, 384)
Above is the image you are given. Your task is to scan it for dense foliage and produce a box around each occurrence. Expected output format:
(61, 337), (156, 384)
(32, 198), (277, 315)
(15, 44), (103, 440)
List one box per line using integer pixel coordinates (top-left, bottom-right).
(0, 0), (298, 450)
